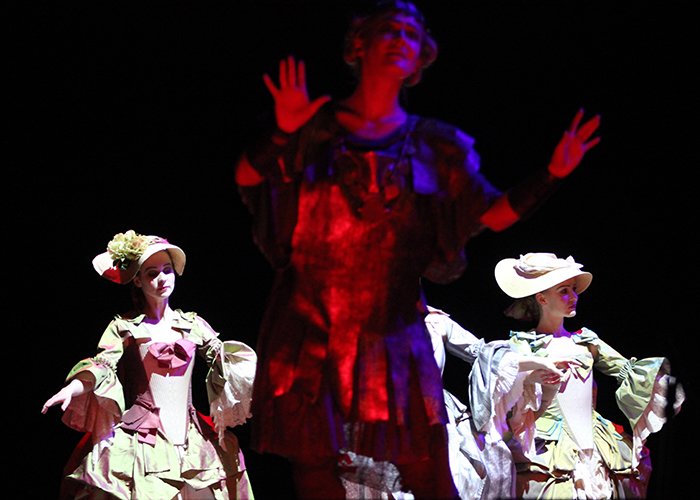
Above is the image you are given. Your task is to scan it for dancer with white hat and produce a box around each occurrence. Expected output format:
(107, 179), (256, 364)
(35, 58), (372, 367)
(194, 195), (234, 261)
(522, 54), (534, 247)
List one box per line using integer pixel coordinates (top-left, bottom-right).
(495, 253), (683, 499)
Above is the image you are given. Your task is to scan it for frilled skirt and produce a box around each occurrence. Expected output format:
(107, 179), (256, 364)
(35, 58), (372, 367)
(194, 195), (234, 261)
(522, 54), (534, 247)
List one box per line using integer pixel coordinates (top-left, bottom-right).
(61, 411), (251, 500)
(515, 412), (651, 499)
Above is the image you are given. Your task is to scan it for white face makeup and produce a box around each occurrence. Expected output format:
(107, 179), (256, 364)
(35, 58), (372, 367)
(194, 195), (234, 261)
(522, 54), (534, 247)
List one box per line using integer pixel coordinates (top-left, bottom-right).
(134, 250), (176, 302)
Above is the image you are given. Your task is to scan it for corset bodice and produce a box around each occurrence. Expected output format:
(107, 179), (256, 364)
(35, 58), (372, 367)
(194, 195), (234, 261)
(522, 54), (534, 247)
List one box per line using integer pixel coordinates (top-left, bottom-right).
(139, 336), (197, 445)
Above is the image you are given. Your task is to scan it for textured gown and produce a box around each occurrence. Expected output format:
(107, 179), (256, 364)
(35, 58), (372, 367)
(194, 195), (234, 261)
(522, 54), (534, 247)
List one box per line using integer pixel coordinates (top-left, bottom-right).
(507, 328), (683, 499)
(240, 105), (501, 465)
(341, 308), (538, 500)
(58, 310), (256, 499)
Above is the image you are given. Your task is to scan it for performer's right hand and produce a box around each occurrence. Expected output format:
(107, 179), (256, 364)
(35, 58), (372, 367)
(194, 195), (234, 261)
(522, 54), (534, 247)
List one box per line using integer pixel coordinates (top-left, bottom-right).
(263, 55), (331, 133)
(41, 378), (90, 413)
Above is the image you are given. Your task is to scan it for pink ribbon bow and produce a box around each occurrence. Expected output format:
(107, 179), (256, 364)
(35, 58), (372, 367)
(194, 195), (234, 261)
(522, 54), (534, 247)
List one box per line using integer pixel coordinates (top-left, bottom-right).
(147, 338), (196, 369)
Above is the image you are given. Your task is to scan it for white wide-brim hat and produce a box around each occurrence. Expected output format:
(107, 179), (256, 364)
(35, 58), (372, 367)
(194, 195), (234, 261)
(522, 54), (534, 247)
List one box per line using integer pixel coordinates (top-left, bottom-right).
(495, 252), (592, 299)
(92, 232), (186, 284)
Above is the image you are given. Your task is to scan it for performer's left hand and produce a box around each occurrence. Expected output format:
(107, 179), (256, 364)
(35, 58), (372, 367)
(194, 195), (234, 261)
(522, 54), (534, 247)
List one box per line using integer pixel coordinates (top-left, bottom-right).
(548, 109), (600, 178)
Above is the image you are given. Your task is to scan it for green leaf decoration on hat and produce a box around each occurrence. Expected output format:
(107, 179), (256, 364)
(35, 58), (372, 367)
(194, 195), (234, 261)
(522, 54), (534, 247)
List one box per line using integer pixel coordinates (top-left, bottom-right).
(107, 230), (150, 270)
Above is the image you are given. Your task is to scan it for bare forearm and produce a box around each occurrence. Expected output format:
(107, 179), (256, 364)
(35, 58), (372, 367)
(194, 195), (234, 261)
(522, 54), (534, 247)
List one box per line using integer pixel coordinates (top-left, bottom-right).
(69, 372), (95, 395)
(42, 372), (95, 414)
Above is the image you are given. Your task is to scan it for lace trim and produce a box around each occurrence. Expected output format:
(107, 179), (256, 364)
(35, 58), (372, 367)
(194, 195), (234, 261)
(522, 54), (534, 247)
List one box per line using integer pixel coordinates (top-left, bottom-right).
(92, 353), (117, 373)
(208, 340), (256, 449)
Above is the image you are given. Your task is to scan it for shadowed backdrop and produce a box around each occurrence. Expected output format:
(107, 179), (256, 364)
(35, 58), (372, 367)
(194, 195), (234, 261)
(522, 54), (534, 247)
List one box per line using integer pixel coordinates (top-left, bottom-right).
(7, 1), (693, 498)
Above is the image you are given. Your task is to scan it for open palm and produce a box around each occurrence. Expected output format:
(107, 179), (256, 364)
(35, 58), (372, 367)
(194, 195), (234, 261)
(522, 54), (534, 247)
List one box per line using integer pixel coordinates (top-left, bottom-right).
(264, 55), (331, 133)
(549, 109), (601, 178)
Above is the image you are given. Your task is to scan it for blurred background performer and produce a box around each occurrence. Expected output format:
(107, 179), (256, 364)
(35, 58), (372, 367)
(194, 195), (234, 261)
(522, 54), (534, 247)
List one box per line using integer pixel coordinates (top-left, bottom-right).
(341, 307), (580, 500)
(236, 2), (598, 498)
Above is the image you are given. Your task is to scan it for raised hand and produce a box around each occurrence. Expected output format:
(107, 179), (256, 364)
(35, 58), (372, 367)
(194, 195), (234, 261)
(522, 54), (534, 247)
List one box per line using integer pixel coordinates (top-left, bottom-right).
(527, 367), (563, 385)
(263, 55), (331, 134)
(521, 355), (582, 385)
(548, 109), (601, 178)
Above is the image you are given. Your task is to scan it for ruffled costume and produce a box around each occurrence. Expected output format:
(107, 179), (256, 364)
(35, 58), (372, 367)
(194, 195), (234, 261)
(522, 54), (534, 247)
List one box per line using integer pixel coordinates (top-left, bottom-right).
(340, 308), (539, 500)
(507, 328), (684, 499)
(59, 309), (256, 500)
(239, 105), (502, 466)
(423, 308), (529, 500)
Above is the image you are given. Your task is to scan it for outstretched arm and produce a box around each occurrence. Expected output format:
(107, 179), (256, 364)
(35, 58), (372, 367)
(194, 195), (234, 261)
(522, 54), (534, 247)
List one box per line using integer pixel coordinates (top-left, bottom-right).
(41, 373), (95, 413)
(235, 56), (331, 186)
(479, 109), (600, 231)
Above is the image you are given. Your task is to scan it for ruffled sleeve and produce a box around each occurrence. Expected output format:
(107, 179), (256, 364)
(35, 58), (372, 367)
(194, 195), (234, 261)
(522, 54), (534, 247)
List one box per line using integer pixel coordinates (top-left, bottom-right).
(424, 309), (525, 435)
(468, 340), (524, 434)
(426, 307), (481, 367)
(191, 315), (257, 442)
(61, 317), (130, 441)
(503, 332), (549, 457)
(576, 327), (685, 465)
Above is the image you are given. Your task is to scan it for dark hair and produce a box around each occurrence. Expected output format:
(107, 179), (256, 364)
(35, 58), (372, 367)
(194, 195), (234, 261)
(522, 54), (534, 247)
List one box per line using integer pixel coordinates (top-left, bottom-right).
(504, 295), (541, 323)
(343, 1), (438, 87)
(130, 282), (147, 313)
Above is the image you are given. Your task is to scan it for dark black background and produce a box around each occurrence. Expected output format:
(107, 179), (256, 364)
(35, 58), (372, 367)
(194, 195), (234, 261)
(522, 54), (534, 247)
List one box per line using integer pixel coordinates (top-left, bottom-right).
(6, 1), (694, 498)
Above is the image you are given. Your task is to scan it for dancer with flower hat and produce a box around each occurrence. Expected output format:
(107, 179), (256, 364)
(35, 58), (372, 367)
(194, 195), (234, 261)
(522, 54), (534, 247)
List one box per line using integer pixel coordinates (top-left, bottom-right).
(42, 230), (257, 499)
(495, 252), (684, 499)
